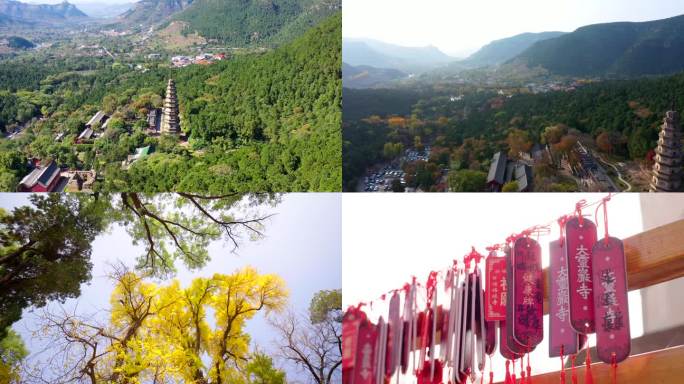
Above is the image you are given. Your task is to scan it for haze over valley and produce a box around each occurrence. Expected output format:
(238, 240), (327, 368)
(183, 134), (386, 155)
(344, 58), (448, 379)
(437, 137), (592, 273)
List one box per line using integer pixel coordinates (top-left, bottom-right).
(343, 2), (684, 193)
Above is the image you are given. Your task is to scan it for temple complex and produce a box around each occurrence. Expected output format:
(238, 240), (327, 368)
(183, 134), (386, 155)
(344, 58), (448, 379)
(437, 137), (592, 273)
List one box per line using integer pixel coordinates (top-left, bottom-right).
(160, 79), (180, 135)
(650, 107), (683, 192)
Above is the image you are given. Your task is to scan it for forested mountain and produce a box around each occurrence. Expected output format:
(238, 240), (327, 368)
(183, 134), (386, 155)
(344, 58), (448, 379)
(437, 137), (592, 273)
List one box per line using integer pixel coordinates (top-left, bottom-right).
(0, 0), (87, 24)
(342, 62), (407, 89)
(343, 38), (453, 73)
(0, 12), (341, 192)
(174, 0), (340, 46)
(516, 14), (684, 76)
(119, 0), (192, 26)
(463, 31), (565, 67)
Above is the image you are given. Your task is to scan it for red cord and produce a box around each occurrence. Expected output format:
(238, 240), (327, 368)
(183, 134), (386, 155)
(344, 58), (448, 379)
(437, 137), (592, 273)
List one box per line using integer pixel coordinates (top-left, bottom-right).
(585, 349), (593, 384)
(611, 353), (617, 384)
(526, 345), (532, 384)
(594, 194), (612, 245)
(560, 345), (566, 384)
(505, 360), (512, 384)
(489, 355), (494, 384)
(520, 357), (525, 384)
(575, 199), (587, 226)
(571, 356), (577, 384)
(512, 358), (517, 384)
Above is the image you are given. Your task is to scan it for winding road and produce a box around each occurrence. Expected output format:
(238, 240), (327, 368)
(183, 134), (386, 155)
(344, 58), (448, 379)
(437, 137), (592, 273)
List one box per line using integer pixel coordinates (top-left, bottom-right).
(597, 155), (632, 192)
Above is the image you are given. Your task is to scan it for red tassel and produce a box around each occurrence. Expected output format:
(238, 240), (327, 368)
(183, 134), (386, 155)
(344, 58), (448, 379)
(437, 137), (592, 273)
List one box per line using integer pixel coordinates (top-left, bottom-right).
(512, 359), (517, 384)
(526, 348), (532, 384)
(505, 360), (512, 384)
(571, 356), (578, 384)
(585, 351), (593, 384)
(519, 357), (525, 384)
(489, 355), (494, 384)
(611, 353), (617, 384)
(560, 346), (566, 384)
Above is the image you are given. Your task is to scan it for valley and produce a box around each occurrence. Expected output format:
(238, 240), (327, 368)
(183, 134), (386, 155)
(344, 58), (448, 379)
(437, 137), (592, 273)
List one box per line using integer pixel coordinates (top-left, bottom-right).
(0, 0), (342, 193)
(342, 14), (684, 192)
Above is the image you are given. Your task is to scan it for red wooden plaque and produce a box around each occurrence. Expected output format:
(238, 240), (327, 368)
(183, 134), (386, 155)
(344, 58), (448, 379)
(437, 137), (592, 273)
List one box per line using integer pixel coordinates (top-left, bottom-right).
(549, 239), (579, 357)
(375, 317), (387, 384)
(511, 236), (543, 348)
(354, 319), (378, 384)
(386, 292), (401, 377)
(343, 307), (366, 384)
(592, 237), (631, 364)
(565, 217), (597, 334)
(499, 320), (523, 360)
(485, 256), (507, 321)
(484, 320), (496, 356)
(505, 246), (529, 355)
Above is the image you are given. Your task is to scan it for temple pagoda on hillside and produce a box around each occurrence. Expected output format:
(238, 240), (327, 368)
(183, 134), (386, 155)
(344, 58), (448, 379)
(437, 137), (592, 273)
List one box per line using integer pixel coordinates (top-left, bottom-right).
(650, 106), (683, 192)
(160, 79), (180, 135)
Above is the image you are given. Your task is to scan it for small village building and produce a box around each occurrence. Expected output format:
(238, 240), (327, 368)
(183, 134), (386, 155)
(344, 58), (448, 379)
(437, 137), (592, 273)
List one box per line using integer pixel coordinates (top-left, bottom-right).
(18, 161), (62, 192)
(76, 127), (94, 143)
(486, 151), (533, 192)
(86, 110), (109, 129)
(123, 146), (153, 169)
(147, 108), (162, 133)
(62, 170), (96, 192)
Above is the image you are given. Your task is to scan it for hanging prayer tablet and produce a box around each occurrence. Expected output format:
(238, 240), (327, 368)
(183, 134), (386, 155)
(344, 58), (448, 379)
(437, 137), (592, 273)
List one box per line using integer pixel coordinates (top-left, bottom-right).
(592, 237), (631, 364)
(429, 295), (438, 381)
(458, 272), (472, 380)
(474, 268), (486, 372)
(450, 274), (465, 383)
(511, 236), (543, 348)
(376, 317), (388, 384)
(444, 269), (459, 363)
(499, 320), (522, 360)
(343, 307), (367, 384)
(484, 320), (496, 356)
(549, 239), (579, 357)
(387, 292), (402, 378)
(505, 246), (529, 355)
(485, 255), (507, 321)
(401, 283), (416, 374)
(354, 319), (378, 384)
(565, 216), (597, 334)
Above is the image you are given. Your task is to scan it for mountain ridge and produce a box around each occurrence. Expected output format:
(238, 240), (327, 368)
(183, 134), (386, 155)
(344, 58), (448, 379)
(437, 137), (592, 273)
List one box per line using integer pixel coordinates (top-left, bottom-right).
(515, 14), (684, 76)
(0, 0), (87, 24)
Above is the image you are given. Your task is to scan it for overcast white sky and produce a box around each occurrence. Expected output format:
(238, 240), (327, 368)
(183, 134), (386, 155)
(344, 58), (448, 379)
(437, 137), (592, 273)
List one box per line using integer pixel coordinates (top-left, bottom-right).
(342, 193), (663, 381)
(343, 0), (684, 57)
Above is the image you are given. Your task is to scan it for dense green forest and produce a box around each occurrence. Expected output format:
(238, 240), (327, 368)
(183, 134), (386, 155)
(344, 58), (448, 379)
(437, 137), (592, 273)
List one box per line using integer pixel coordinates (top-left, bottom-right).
(176, 0), (340, 46)
(343, 72), (684, 190)
(0, 12), (341, 192)
(517, 14), (684, 76)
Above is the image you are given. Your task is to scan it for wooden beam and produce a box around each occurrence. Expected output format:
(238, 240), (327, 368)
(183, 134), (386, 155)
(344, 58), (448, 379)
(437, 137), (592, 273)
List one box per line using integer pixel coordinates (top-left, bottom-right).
(543, 219), (684, 314)
(496, 345), (684, 384)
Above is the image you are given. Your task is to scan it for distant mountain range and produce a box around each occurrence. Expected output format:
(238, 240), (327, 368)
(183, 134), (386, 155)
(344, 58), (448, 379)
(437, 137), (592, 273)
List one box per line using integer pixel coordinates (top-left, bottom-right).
(0, 0), (87, 25)
(343, 38), (453, 73)
(74, 1), (133, 19)
(120, 0), (192, 26)
(119, 0), (340, 46)
(463, 31), (566, 67)
(515, 14), (684, 77)
(342, 62), (407, 88)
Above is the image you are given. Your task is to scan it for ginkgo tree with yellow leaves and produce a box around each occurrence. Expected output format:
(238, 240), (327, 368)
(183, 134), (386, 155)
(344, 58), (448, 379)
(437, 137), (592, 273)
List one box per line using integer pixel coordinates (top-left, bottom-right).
(34, 265), (288, 384)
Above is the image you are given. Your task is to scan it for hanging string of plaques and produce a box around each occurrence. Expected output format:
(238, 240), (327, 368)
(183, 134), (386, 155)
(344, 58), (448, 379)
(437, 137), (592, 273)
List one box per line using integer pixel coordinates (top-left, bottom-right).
(343, 194), (630, 384)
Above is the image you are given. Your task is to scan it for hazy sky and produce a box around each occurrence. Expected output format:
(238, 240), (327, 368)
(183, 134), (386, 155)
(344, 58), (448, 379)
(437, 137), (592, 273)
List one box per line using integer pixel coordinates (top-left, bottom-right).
(3, 193), (341, 384)
(343, 0), (684, 57)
